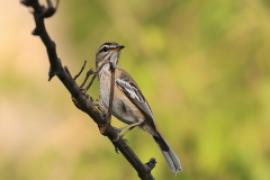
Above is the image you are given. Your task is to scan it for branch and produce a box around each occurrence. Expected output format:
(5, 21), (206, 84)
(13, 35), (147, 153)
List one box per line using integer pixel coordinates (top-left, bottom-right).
(73, 60), (87, 81)
(21, 0), (156, 179)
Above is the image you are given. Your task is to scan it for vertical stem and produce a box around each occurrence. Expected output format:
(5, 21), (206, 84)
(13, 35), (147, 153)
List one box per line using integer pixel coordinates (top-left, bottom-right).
(107, 65), (116, 125)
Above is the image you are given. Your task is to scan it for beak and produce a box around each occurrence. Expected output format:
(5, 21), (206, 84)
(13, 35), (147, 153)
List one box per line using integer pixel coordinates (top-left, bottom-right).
(116, 45), (125, 50)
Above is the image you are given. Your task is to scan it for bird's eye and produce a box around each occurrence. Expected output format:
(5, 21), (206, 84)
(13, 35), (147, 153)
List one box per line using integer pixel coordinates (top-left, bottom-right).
(102, 47), (108, 52)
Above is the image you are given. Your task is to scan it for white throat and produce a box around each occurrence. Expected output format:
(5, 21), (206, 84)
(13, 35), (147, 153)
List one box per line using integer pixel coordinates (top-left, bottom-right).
(98, 63), (110, 79)
(98, 63), (112, 108)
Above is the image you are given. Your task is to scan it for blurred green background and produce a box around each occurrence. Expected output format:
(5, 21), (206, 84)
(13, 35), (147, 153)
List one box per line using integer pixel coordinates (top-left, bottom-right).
(1, 0), (270, 179)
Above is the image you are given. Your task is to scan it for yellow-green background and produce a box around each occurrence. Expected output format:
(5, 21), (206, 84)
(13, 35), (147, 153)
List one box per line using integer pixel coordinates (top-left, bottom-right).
(1, 0), (270, 179)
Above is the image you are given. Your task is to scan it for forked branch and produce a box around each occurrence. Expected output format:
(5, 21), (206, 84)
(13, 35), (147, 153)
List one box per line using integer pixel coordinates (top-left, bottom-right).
(21, 0), (156, 179)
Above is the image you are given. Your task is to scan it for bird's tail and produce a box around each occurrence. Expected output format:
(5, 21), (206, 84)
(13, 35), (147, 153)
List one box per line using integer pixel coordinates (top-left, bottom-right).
(152, 131), (182, 175)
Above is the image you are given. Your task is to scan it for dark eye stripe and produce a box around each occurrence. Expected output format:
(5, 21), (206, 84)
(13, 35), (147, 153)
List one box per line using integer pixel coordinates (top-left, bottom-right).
(101, 46), (108, 52)
(98, 45), (109, 53)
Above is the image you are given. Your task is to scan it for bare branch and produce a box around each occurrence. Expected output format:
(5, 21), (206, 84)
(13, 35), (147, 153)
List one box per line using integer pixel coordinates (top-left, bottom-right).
(80, 68), (95, 89)
(74, 60), (87, 81)
(21, 0), (156, 179)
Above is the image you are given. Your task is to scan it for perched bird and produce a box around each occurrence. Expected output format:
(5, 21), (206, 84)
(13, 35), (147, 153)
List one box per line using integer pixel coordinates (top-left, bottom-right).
(96, 42), (182, 174)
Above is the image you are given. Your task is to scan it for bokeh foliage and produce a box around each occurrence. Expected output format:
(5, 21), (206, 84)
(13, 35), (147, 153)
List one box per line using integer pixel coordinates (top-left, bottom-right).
(1, 0), (270, 179)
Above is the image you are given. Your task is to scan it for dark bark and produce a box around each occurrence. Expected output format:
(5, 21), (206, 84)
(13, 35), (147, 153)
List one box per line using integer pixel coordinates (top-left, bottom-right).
(21, 0), (156, 179)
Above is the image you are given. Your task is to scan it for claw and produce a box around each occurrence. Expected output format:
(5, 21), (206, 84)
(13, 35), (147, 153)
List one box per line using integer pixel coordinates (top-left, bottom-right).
(112, 129), (127, 153)
(112, 132), (122, 142)
(111, 128), (130, 143)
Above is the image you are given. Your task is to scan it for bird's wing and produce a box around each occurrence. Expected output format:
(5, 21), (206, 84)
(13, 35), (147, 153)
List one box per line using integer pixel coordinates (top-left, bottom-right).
(116, 69), (155, 122)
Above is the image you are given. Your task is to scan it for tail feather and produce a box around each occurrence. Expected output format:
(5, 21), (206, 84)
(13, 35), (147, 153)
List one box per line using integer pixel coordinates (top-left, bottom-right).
(153, 132), (182, 174)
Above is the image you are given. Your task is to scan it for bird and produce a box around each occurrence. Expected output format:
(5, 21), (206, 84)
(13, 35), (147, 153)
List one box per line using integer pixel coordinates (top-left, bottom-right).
(95, 42), (182, 174)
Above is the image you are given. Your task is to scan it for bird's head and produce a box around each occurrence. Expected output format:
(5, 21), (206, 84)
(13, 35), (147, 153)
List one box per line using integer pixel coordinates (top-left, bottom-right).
(95, 42), (125, 70)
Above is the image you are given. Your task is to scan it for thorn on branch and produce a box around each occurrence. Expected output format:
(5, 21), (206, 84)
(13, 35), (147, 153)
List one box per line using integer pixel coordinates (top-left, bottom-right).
(32, 27), (39, 36)
(48, 66), (56, 81)
(146, 158), (156, 171)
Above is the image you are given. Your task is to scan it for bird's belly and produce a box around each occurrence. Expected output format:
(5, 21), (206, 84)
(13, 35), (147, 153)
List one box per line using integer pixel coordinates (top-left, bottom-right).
(112, 98), (139, 124)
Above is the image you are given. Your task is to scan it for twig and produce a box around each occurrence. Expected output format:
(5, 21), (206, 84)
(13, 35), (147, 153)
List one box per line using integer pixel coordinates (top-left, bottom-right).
(85, 72), (97, 91)
(80, 68), (95, 89)
(74, 60), (87, 81)
(21, 0), (156, 179)
(84, 62), (107, 91)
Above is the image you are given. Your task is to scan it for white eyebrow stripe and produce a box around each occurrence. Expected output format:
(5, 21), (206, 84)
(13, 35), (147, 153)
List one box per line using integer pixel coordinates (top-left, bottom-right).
(99, 45), (108, 51)
(98, 44), (118, 54)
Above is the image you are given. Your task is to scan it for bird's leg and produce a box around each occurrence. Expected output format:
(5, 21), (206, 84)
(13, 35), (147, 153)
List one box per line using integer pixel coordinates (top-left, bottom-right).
(114, 121), (143, 141)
